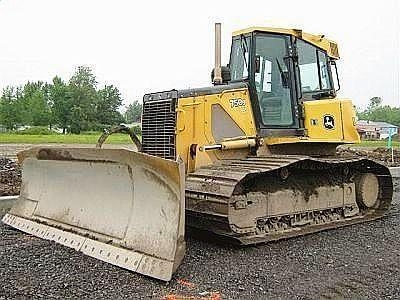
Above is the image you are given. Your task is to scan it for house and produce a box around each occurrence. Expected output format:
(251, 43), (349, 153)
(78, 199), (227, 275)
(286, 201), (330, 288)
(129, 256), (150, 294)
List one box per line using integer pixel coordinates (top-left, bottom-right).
(356, 120), (399, 140)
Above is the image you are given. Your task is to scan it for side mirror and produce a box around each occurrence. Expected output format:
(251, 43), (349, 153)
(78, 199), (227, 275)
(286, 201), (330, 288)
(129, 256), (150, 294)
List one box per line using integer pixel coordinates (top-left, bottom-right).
(255, 55), (261, 73)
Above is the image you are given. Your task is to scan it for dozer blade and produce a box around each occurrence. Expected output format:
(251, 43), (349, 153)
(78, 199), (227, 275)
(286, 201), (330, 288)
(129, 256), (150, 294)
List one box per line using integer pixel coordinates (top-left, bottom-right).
(2, 147), (185, 281)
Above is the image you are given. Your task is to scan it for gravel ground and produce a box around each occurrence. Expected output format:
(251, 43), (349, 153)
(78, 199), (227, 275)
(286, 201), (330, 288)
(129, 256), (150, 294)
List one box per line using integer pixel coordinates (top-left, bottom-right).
(0, 158), (21, 196)
(0, 180), (399, 299)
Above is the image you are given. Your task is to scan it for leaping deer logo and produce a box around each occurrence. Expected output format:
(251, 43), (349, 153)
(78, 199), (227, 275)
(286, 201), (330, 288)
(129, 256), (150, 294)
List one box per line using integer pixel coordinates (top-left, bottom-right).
(323, 115), (335, 130)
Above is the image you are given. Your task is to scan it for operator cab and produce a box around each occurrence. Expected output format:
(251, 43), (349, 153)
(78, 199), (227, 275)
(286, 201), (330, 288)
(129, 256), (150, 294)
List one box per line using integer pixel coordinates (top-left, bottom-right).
(227, 27), (340, 136)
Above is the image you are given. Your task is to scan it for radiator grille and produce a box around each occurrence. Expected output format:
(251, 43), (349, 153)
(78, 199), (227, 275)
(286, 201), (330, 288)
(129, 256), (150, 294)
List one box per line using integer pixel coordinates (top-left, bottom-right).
(141, 91), (177, 160)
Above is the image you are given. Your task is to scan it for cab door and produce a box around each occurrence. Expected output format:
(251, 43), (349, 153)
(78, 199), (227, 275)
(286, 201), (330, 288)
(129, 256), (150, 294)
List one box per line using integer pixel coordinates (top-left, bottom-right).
(252, 33), (300, 131)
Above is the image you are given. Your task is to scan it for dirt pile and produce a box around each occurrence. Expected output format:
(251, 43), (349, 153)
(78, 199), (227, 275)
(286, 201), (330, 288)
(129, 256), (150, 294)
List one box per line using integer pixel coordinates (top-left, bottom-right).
(0, 157), (21, 196)
(337, 147), (400, 167)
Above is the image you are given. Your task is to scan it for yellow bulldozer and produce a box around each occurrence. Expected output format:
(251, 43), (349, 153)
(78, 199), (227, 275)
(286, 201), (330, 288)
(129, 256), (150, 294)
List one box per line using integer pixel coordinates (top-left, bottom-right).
(2, 24), (393, 281)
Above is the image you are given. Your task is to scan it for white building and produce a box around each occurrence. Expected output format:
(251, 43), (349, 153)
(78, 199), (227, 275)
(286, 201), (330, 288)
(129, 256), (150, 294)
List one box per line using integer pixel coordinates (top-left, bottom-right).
(357, 120), (398, 140)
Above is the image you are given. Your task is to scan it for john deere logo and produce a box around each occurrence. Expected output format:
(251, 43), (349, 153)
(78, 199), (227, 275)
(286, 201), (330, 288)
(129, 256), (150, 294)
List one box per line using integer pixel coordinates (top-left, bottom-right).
(323, 115), (335, 130)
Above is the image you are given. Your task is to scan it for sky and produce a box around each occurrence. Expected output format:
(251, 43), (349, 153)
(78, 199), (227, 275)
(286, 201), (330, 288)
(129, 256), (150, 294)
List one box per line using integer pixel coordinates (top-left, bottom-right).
(0, 0), (399, 109)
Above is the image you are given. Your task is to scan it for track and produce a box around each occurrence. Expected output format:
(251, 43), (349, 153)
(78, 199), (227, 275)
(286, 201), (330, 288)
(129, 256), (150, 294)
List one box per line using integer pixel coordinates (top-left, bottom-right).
(186, 155), (393, 244)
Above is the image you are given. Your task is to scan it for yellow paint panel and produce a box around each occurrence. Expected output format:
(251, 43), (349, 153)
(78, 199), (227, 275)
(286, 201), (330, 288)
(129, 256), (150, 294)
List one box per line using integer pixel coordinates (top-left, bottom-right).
(232, 27), (339, 59)
(304, 99), (343, 140)
(340, 99), (360, 143)
(176, 89), (360, 168)
(176, 87), (256, 171)
(204, 89), (256, 143)
(265, 97), (360, 145)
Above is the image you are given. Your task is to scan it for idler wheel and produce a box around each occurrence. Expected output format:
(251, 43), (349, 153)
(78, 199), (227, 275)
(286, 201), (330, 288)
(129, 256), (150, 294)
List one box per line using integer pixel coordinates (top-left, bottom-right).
(355, 173), (379, 208)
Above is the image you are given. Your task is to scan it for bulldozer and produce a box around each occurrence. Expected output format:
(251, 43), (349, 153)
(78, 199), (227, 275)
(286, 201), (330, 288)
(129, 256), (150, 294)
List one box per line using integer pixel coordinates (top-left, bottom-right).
(2, 24), (393, 281)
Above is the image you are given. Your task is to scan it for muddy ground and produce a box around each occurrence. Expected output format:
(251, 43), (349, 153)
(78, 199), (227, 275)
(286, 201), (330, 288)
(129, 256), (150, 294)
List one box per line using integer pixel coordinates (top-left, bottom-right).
(337, 146), (400, 167)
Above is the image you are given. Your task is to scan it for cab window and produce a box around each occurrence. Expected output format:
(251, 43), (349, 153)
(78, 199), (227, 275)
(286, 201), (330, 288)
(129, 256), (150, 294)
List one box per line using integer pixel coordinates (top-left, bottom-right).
(230, 37), (250, 81)
(297, 40), (332, 94)
(318, 51), (331, 90)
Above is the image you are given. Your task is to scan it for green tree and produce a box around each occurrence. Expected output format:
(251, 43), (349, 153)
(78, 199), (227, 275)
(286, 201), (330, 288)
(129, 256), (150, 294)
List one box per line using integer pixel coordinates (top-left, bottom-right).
(357, 97), (400, 127)
(22, 81), (52, 126)
(70, 106), (84, 134)
(368, 96), (382, 110)
(0, 66), (126, 133)
(368, 105), (400, 127)
(49, 76), (71, 133)
(0, 86), (22, 129)
(124, 100), (142, 123)
(68, 66), (98, 133)
(96, 85), (124, 127)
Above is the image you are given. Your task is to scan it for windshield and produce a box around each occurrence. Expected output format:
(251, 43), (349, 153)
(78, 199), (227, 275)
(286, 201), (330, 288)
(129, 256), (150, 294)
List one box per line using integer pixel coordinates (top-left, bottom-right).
(230, 36), (250, 81)
(254, 34), (293, 126)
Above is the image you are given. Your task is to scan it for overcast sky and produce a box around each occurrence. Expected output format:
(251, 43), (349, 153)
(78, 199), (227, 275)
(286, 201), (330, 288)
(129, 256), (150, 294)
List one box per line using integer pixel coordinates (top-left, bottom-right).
(0, 0), (399, 109)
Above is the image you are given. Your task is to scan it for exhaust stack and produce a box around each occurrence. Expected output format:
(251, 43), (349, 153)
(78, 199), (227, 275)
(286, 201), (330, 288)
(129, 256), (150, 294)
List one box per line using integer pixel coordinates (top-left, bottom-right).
(213, 23), (222, 85)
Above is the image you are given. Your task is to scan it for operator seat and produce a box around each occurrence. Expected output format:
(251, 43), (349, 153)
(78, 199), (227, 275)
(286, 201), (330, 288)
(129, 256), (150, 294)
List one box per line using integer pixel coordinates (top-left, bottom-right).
(260, 93), (282, 124)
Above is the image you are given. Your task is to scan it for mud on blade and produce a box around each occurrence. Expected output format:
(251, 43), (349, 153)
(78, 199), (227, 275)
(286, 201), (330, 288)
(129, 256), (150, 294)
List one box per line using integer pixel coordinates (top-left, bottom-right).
(2, 147), (185, 281)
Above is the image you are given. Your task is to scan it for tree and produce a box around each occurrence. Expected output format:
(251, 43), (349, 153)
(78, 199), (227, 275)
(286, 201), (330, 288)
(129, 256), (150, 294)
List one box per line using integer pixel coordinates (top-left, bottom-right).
(368, 96), (382, 110)
(22, 81), (51, 126)
(0, 86), (22, 129)
(70, 105), (84, 134)
(357, 97), (400, 127)
(49, 76), (72, 133)
(0, 66), (126, 133)
(96, 85), (124, 127)
(68, 66), (98, 133)
(124, 100), (142, 123)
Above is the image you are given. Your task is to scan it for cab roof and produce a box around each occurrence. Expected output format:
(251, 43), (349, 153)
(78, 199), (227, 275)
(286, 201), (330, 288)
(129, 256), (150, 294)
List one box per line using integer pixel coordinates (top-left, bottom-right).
(233, 27), (340, 59)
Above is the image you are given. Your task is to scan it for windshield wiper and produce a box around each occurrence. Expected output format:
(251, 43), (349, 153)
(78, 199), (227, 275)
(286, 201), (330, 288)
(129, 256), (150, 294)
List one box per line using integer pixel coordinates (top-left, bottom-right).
(275, 58), (289, 88)
(240, 34), (248, 70)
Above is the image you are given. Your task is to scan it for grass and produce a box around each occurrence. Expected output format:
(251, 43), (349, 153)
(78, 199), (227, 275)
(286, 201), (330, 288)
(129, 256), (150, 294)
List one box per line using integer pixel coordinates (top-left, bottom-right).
(0, 133), (134, 144)
(356, 140), (400, 148)
(0, 132), (398, 148)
